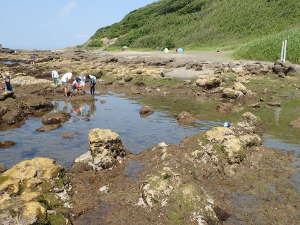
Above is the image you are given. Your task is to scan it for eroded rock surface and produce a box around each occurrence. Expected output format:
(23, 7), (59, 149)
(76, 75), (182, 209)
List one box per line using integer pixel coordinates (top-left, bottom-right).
(0, 158), (70, 225)
(74, 129), (127, 170)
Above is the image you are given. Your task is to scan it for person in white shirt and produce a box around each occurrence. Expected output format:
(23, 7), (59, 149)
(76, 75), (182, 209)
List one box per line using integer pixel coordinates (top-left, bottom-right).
(51, 70), (60, 86)
(61, 72), (73, 97)
(86, 75), (97, 95)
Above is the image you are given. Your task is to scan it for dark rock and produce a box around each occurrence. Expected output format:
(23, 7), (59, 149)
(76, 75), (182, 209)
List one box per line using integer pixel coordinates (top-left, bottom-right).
(0, 92), (15, 101)
(42, 112), (70, 125)
(267, 102), (281, 107)
(139, 106), (154, 117)
(36, 124), (62, 132)
(100, 100), (107, 104)
(124, 76), (133, 82)
(135, 81), (145, 87)
(0, 141), (16, 148)
(176, 111), (196, 124)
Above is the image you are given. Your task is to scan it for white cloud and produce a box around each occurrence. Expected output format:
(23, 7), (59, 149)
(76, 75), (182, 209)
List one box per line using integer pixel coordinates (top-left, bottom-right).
(60, 1), (77, 17)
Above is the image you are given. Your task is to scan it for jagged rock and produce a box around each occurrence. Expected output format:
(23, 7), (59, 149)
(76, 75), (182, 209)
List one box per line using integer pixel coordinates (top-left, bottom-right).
(195, 75), (222, 89)
(201, 112), (262, 164)
(42, 112), (70, 125)
(176, 111), (196, 124)
(75, 129), (127, 170)
(139, 106), (154, 117)
(0, 91), (15, 101)
(290, 117), (300, 129)
(0, 141), (16, 148)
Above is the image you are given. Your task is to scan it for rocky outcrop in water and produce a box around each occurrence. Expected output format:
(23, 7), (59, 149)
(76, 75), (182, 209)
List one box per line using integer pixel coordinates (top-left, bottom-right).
(176, 111), (196, 124)
(42, 112), (70, 125)
(74, 128), (127, 170)
(139, 106), (154, 117)
(0, 141), (16, 148)
(0, 158), (71, 225)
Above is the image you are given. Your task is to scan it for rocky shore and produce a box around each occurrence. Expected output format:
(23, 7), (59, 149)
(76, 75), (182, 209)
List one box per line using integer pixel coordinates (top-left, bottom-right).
(1, 49), (300, 224)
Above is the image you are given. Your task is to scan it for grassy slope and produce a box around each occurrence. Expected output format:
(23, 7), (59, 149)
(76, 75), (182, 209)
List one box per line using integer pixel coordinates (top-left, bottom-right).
(88, 0), (300, 62)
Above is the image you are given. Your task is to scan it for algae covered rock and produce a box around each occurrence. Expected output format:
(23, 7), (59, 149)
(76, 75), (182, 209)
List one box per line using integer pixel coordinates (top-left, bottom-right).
(0, 158), (70, 225)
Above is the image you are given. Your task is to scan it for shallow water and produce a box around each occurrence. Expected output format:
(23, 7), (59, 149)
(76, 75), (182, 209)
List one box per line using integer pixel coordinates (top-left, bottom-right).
(0, 93), (221, 168)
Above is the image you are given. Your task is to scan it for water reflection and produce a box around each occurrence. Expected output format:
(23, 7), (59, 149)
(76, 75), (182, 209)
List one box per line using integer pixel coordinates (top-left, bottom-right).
(0, 93), (220, 168)
(52, 100), (97, 118)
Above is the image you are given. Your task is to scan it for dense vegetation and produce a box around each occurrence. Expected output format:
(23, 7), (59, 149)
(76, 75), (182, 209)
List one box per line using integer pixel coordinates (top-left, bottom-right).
(87, 0), (300, 62)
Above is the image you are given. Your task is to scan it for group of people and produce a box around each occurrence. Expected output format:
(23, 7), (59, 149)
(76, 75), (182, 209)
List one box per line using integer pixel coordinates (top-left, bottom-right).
(51, 70), (97, 97)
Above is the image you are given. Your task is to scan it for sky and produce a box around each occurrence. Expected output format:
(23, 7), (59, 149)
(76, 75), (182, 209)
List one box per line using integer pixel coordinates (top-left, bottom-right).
(0, 0), (155, 50)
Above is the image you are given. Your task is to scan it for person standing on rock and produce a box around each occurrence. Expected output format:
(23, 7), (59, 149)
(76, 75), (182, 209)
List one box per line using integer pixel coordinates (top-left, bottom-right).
(4, 75), (13, 92)
(86, 75), (97, 95)
(61, 72), (73, 97)
(51, 70), (60, 87)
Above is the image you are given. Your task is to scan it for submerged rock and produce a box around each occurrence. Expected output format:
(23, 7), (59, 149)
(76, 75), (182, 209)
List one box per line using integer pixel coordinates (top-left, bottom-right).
(139, 106), (154, 117)
(42, 112), (70, 125)
(0, 141), (16, 148)
(61, 133), (75, 138)
(36, 123), (62, 132)
(176, 111), (196, 124)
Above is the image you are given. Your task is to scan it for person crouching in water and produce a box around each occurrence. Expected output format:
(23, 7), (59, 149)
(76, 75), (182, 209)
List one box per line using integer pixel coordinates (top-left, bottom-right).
(86, 75), (97, 95)
(61, 72), (73, 97)
(71, 77), (82, 94)
(51, 70), (60, 87)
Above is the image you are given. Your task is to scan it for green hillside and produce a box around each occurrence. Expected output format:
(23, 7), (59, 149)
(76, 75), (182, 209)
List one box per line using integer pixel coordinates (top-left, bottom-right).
(87, 0), (300, 62)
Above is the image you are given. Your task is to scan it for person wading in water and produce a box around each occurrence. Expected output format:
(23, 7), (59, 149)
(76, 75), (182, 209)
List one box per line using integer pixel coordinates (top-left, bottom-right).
(86, 75), (97, 95)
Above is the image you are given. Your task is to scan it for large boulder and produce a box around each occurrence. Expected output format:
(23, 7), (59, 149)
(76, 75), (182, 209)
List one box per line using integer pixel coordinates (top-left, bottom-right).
(195, 75), (222, 89)
(75, 129), (127, 170)
(200, 112), (262, 164)
(41, 112), (70, 125)
(272, 60), (297, 76)
(0, 158), (69, 225)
